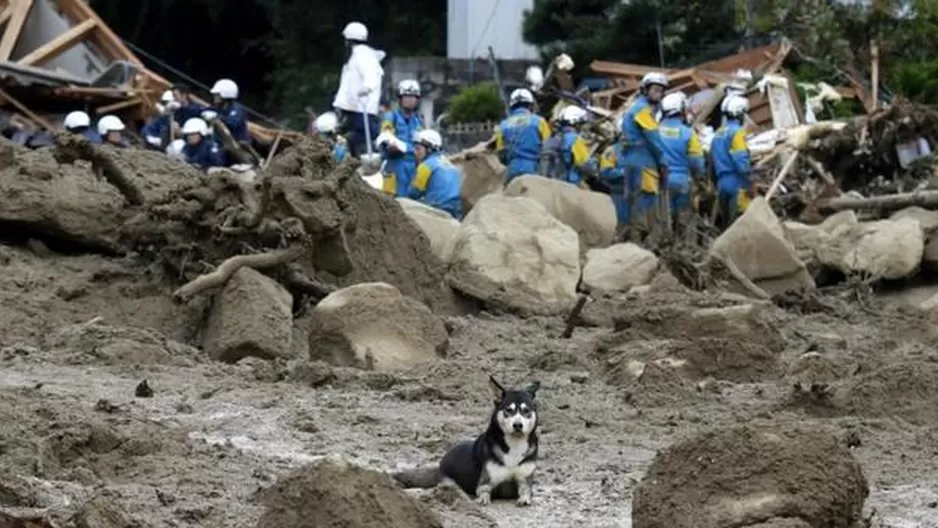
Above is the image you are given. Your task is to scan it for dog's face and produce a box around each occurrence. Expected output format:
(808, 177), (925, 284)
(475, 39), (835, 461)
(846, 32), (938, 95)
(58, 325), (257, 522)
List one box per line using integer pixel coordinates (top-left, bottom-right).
(489, 376), (539, 437)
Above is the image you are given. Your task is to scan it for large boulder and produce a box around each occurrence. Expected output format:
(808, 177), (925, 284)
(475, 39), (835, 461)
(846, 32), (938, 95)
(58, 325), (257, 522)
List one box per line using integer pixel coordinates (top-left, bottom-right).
(582, 243), (659, 293)
(711, 197), (815, 294)
(452, 152), (504, 214)
(0, 145), (126, 252)
(256, 456), (443, 528)
(817, 217), (924, 279)
(503, 175), (617, 251)
(784, 210), (858, 273)
(397, 198), (460, 262)
(446, 195), (580, 315)
(307, 283), (448, 370)
(202, 268), (293, 363)
(632, 423), (868, 528)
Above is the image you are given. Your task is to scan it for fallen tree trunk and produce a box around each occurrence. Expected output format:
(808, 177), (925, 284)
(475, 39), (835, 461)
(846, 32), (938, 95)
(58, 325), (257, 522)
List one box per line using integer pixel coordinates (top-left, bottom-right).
(173, 244), (306, 303)
(819, 190), (938, 215)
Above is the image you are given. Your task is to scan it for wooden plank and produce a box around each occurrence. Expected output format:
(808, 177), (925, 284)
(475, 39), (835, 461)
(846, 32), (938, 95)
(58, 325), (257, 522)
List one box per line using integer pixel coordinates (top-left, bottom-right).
(96, 97), (141, 114)
(18, 17), (96, 66)
(0, 86), (55, 130)
(0, 2), (13, 26)
(0, 0), (35, 61)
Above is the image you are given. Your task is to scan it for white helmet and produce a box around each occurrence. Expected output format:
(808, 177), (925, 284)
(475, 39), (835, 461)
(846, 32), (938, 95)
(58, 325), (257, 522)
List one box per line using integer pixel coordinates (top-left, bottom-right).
(398, 79), (421, 97)
(96, 115), (125, 136)
(640, 72), (668, 91)
(181, 117), (209, 136)
(210, 78), (239, 100)
(342, 22), (368, 41)
(559, 105), (588, 125)
(159, 90), (175, 103)
(414, 129), (443, 150)
(63, 110), (90, 130)
(660, 92), (687, 116)
(723, 95), (749, 117)
(509, 88), (535, 107)
(315, 112), (339, 134)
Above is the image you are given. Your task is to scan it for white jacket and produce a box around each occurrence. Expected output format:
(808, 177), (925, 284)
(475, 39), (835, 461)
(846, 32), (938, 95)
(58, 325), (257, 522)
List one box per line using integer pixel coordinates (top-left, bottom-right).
(333, 44), (384, 115)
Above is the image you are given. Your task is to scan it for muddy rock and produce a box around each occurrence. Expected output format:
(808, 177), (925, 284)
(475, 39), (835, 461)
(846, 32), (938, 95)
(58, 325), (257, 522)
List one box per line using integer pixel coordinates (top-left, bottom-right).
(452, 152), (504, 215)
(202, 267), (293, 363)
(582, 243), (659, 293)
(307, 282), (448, 370)
(818, 217), (924, 279)
(503, 175), (617, 251)
(397, 198), (460, 262)
(0, 147), (125, 252)
(107, 147), (205, 204)
(46, 322), (201, 367)
(784, 210), (858, 274)
(711, 197), (815, 294)
(70, 496), (138, 528)
(447, 195), (580, 315)
(632, 423), (868, 528)
(256, 456), (443, 528)
(835, 361), (938, 423)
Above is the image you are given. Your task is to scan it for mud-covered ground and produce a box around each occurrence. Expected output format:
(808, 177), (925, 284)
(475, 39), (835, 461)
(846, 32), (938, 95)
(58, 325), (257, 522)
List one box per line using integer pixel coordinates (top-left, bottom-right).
(2, 243), (938, 527)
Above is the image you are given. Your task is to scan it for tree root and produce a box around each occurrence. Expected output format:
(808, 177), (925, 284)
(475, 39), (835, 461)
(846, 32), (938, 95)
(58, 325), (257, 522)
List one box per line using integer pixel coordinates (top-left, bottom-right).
(173, 244), (306, 303)
(53, 132), (146, 206)
(282, 265), (336, 302)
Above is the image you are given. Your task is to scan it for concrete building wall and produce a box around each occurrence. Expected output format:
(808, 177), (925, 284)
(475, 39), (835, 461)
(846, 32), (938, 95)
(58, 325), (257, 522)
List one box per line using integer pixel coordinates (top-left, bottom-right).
(447, 0), (538, 60)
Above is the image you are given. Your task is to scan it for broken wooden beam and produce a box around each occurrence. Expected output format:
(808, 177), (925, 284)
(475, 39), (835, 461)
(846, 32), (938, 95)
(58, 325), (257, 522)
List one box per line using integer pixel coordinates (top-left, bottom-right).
(0, 0), (35, 61)
(18, 17), (97, 66)
(819, 190), (938, 215)
(0, 86), (55, 130)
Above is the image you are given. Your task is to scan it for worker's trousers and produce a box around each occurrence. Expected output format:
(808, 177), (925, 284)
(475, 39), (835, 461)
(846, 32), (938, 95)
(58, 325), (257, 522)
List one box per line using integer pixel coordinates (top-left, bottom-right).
(340, 110), (380, 159)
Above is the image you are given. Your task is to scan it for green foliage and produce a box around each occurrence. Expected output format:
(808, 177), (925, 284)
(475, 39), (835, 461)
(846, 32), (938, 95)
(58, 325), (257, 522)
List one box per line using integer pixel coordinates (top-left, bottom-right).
(890, 60), (938, 105)
(446, 83), (505, 124)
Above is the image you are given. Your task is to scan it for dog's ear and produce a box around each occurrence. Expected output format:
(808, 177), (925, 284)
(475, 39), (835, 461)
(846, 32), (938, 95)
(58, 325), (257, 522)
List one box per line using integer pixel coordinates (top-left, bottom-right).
(525, 381), (541, 397)
(488, 375), (504, 403)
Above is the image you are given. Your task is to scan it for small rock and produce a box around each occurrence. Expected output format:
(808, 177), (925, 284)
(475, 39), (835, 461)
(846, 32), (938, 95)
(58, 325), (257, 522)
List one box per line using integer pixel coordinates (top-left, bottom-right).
(569, 372), (590, 384)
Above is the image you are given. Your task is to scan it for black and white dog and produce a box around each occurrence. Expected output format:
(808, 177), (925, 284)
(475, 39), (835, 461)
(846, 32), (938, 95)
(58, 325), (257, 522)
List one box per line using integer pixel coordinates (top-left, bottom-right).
(393, 375), (541, 506)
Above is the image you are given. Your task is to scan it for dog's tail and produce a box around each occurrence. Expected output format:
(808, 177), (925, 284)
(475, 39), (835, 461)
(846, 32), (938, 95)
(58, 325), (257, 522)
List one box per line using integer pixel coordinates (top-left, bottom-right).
(389, 465), (441, 489)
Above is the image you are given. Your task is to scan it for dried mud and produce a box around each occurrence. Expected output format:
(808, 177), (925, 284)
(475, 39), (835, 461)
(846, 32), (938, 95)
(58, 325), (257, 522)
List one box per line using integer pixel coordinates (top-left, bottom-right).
(1, 143), (938, 527)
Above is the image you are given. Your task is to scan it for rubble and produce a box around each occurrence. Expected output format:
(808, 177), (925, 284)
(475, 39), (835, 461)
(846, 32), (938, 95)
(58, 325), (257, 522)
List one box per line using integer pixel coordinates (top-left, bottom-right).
(446, 194), (581, 315)
(581, 243), (659, 293)
(397, 198), (461, 262)
(307, 283), (448, 370)
(632, 423), (869, 528)
(502, 175), (617, 252)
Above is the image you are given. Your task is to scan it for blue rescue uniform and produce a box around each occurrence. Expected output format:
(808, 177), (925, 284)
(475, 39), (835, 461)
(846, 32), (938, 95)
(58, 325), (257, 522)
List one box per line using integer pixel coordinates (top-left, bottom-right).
(620, 95), (666, 225)
(380, 109), (423, 196)
(710, 119), (752, 222)
(599, 143), (628, 224)
(215, 102), (250, 143)
(658, 116), (705, 216)
(407, 151), (463, 219)
(141, 114), (172, 149)
(556, 127), (596, 188)
(183, 139), (226, 171)
(495, 107), (552, 183)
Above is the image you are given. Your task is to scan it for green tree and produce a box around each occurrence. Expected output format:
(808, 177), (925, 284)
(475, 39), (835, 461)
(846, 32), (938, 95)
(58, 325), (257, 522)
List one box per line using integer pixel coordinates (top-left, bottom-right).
(446, 83), (504, 123)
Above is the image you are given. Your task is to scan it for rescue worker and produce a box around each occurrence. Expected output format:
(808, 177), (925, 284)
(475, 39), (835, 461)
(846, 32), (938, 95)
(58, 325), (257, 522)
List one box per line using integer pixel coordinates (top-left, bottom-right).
(407, 129), (462, 219)
(172, 83), (208, 123)
(180, 117), (225, 171)
(495, 88), (551, 183)
(710, 95), (752, 225)
(658, 92), (705, 235)
(141, 90), (180, 150)
(540, 105), (595, 188)
(314, 111), (349, 163)
(97, 115), (129, 147)
(377, 79), (424, 196)
(63, 111), (101, 143)
(208, 78), (250, 143)
(620, 72), (668, 234)
(599, 115), (628, 224)
(333, 22), (384, 158)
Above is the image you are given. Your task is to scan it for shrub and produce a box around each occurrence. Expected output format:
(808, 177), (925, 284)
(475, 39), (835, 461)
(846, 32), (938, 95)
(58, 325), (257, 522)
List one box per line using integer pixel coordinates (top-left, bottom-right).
(446, 82), (504, 124)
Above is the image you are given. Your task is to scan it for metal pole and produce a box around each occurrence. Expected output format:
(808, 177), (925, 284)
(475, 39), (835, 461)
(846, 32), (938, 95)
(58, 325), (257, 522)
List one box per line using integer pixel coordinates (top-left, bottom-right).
(656, 18), (665, 67)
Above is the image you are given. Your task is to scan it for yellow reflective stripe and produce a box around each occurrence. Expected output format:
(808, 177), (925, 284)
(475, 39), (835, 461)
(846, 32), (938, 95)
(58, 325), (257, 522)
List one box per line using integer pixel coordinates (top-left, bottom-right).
(599, 146), (617, 170)
(412, 162), (432, 191)
(688, 131), (703, 157)
(382, 174), (397, 195)
(571, 136), (590, 167)
(635, 107), (658, 130)
(537, 117), (552, 142)
(730, 129), (748, 152)
(494, 129), (504, 151)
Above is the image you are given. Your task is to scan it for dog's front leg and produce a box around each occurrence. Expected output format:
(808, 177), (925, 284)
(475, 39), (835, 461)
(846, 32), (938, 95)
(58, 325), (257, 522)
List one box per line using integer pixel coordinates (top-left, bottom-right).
(516, 474), (533, 506)
(475, 472), (492, 505)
